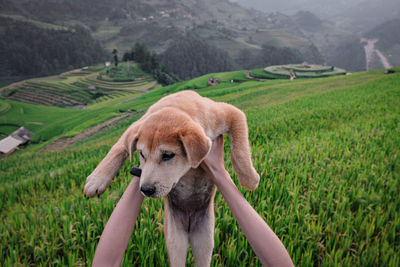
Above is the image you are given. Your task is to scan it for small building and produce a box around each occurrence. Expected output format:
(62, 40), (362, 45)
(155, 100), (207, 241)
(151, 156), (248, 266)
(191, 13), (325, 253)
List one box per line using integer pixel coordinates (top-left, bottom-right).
(0, 127), (33, 156)
(208, 77), (217, 86)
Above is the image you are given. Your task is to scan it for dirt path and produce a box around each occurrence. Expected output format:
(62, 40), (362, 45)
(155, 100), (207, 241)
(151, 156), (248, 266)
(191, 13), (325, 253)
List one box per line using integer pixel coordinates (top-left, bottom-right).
(375, 50), (392, 69)
(42, 113), (131, 152)
(360, 38), (392, 70)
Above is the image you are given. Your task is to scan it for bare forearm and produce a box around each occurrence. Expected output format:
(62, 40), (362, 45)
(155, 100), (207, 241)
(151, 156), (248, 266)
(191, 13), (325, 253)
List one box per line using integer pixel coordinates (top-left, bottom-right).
(92, 177), (144, 267)
(213, 170), (294, 267)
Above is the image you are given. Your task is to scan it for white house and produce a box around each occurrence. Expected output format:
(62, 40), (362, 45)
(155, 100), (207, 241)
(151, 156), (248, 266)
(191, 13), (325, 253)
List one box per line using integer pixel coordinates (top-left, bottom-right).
(0, 127), (33, 155)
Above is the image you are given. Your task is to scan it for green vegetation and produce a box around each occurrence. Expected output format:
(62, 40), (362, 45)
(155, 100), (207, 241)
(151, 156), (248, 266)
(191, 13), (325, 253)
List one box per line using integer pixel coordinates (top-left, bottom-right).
(160, 36), (234, 80)
(1, 63), (158, 108)
(123, 43), (179, 85)
(0, 0), (325, 80)
(0, 102), (11, 114)
(264, 64), (347, 79)
(98, 62), (147, 82)
(250, 68), (288, 79)
(0, 17), (106, 79)
(250, 65), (347, 80)
(0, 64), (160, 143)
(1, 67), (400, 266)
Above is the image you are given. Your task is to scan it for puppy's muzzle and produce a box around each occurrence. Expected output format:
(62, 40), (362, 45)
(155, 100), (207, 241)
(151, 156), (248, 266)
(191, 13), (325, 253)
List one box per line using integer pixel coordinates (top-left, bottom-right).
(130, 166), (156, 197)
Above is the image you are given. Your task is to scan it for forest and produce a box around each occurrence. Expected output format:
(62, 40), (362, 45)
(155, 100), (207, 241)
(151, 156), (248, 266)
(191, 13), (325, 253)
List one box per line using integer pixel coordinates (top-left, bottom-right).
(160, 36), (235, 80)
(0, 17), (106, 78)
(122, 43), (178, 85)
(160, 35), (307, 80)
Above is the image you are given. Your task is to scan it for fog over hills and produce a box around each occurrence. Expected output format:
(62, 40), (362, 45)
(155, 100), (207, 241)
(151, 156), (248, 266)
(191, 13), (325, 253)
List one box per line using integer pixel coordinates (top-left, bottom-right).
(231, 0), (400, 32)
(232, 0), (400, 71)
(0, 0), (324, 80)
(1, 0), (399, 82)
(230, 0), (364, 16)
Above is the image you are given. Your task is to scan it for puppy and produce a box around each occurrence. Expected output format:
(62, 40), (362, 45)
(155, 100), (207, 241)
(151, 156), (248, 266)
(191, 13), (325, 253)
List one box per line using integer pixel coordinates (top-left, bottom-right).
(84, 90), (259, 266)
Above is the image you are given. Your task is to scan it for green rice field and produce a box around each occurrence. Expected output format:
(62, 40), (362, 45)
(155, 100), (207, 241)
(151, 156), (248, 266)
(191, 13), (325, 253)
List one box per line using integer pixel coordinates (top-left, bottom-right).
(1, 67), (399, 266)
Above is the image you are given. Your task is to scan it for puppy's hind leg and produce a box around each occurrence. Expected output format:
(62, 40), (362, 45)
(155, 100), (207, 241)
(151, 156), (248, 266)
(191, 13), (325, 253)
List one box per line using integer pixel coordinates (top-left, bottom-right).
(221, 103), (260, 190)
(165, 200), (189, 267)
(189, 206), (215, 267)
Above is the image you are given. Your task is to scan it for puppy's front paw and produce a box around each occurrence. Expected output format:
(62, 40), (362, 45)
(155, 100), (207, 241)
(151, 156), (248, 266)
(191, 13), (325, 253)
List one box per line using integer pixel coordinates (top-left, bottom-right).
(84, 175), (110, 198)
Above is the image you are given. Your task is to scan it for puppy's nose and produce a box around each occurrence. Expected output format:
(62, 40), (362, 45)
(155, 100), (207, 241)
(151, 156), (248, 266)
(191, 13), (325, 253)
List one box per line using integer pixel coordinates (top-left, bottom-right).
(140, 184), (156, 196)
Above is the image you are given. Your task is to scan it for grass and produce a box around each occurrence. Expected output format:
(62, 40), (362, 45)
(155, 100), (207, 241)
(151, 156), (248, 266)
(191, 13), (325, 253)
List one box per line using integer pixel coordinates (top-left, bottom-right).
(0, 102), (10, 114)
(1, 67), (400, 266)
(0, 99), (122, 143)
(249, 65), (348, 80)
(250, 68), (288, 79)
(0, 63), (159, 142)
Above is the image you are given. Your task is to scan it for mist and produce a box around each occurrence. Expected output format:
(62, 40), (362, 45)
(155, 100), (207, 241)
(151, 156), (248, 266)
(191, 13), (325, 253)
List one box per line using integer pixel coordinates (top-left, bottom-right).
(230, 0), (400, 30)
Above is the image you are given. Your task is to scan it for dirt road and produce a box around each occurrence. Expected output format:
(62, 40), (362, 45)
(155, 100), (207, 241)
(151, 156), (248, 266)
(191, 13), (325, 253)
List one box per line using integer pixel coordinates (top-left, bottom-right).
(42, 113), (131, 152)
(360, 38), (392, 70)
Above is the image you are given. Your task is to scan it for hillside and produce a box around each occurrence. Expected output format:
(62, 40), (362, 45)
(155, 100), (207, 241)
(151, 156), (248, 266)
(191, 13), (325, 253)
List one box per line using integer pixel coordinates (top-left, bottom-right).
(330, 19), (400, 71)
(0, 16), (107, 85)
(231, 0), (366, 16)
(0, 63), (159, 143)
(1, 66), (400, 265)
(0, 63), (158, 108)
(0, 0), (324, 73)
(231, 0), (400, 30)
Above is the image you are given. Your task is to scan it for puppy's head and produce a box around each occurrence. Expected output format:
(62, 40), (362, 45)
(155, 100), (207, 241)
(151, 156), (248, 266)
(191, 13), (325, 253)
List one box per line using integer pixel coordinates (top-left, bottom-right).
(126, 109), (211, 198)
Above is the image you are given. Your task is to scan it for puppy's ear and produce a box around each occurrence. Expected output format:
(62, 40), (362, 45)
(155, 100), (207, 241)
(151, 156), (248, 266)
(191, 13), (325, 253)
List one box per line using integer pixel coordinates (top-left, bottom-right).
(122, 123), (141, 162)
(179, 122), (211, 168)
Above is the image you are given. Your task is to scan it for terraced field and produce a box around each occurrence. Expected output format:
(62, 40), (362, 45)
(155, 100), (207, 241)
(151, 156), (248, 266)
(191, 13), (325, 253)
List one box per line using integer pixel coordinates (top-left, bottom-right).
(0, 102), (10, 114)
(0, 63), (158, 108)
(1, 67), (399, 266)
(250, 64), (347, 80)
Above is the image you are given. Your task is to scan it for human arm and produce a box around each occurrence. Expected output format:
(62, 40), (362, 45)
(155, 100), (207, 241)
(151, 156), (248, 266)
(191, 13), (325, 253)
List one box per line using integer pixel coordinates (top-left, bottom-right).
(92, 176), (144, 267)
(200, 136), (294, 267)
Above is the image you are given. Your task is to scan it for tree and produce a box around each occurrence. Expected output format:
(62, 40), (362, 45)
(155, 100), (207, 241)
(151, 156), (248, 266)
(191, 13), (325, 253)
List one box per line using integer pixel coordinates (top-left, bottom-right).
(112, 49), (118, 67)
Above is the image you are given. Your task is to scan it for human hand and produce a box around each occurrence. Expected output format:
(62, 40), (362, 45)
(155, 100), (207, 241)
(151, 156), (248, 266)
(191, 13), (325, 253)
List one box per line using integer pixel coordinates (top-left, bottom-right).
(200, 135), (229, 184)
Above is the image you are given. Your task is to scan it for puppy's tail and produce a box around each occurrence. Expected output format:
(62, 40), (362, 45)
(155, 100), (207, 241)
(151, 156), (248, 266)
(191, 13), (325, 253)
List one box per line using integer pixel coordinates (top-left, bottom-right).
(222, 103), (260, 190)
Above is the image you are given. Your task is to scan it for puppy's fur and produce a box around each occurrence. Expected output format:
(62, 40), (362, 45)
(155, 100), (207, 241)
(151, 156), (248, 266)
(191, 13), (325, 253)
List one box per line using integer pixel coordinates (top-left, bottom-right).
(84, 90), (259, 266)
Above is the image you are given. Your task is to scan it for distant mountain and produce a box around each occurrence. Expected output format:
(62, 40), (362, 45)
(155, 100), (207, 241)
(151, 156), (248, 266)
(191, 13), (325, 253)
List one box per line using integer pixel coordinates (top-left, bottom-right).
(288, 11), (354, 62)
(0, 16), (106, 79)
(231, 0), (400, 68)
(340, 0), (400, 33)
(230, 0), (366, 17)
(0, 0), (324, 79)
(329, 19), (400, 71)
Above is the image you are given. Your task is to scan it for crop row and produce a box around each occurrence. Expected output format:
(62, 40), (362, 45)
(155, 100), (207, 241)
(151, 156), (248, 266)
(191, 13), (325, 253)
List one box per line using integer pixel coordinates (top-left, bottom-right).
(7, 90), (83, 107)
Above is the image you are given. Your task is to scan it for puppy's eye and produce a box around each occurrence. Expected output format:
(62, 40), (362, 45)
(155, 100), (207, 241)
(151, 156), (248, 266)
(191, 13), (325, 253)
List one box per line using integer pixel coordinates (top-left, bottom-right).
(139, 151), (146, 160)
(161, 152), (175, 162)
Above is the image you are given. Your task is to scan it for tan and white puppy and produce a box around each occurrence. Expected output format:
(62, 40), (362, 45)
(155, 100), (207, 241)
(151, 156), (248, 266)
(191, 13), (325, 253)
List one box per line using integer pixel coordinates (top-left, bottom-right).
(84, 90), (260, 266)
